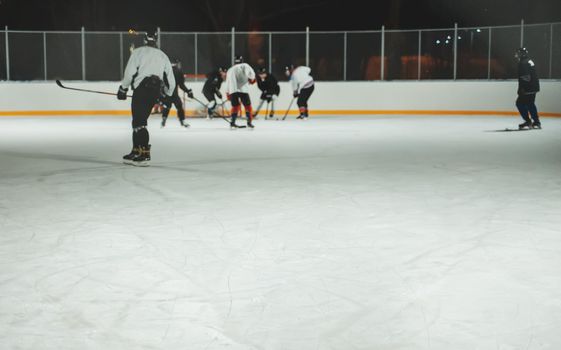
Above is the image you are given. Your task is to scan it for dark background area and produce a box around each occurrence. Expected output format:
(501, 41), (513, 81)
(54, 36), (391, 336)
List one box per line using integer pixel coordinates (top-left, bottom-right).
(1, 0), (561, 31)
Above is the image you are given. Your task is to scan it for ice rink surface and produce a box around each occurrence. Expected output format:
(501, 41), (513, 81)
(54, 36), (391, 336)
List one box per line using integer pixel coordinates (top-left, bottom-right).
(1, 115), (561, 350)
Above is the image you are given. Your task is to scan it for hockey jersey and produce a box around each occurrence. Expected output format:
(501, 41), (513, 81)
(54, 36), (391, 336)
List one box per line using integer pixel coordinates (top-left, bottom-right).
(257, 74), (280, 95)
(225, 63), (256, 94)
(121, 46), (175, 96)
(518, 58), (540, 94)
(290, 66), (314, 93)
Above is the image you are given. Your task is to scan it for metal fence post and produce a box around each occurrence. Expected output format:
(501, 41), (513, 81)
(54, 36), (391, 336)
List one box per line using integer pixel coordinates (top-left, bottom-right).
(43, 32), (47, 80)
(81, 27), (86, 80)
(5, 26), (10, 80)
(343, 31), (347, 81)
(306, 26), (310, 67)
(453, 23), (458, 80)
(231, 27), (235, 65)
(268, 32), (272, 73)
(119, 32), (123, 80)
(194, 33), (198, 81)
(549, 23), (553, 78)
(418, 30), (422, 80)
(157, 27), (161, 48)
(520, 19), (524, 47)
(380, 25), (385, 81)
(487, 27), (492, 79)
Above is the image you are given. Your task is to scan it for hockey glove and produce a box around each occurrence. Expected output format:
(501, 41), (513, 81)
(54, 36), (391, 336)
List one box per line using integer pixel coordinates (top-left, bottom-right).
(293, 91), (299, 98)
(216, 91), (223, 99)
(187, 89), (194, 99)
(117, 86), (128, 100)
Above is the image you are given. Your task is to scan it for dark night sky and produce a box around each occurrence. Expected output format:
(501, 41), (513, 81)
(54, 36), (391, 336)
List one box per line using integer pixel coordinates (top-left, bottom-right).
(1, 0), (560, 32)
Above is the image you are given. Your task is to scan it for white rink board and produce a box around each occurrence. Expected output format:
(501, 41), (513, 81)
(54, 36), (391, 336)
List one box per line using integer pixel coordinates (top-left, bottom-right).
(1, 80), (561, 114)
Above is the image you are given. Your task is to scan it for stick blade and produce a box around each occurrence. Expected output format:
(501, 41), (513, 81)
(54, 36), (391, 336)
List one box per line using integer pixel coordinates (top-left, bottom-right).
(55, 80), (64, 88)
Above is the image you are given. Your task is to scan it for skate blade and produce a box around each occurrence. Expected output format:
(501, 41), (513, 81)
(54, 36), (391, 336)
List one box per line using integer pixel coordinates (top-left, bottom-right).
(131, 160), (150, 167)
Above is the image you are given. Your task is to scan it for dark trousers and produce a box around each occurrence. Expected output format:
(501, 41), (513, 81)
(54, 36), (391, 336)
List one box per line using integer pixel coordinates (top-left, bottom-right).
(162, 91), (185, 121)
(131, 77), (161, 147)
(516, 93), (540, 123)
(297, 85), (314, 117)
(230, 92), (252, 124)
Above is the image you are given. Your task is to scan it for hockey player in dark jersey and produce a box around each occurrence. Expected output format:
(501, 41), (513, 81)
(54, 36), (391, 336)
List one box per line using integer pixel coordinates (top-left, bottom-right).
(255, 67), (280, 119)
(117, 31), (175, 167)
(161, 58), (194, 128)
(515, 47), (541, 130)
(202, 67), (227, 118)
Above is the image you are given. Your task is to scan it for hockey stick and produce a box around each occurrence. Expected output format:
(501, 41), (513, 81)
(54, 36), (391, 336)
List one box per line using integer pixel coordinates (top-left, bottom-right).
(217, 97), (228, 117)
(265, 101), (270, 120)
(281, 97), (296, 120)
(55, 80), (132, 98)
(253, 99), (265, 119)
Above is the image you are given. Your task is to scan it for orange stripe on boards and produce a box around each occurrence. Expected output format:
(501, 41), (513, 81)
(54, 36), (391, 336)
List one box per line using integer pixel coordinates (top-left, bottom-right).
(0, 109), (560, 117)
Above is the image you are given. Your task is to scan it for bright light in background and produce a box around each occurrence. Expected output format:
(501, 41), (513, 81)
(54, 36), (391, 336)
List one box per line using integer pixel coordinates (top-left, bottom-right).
(476, 28), (482, 33)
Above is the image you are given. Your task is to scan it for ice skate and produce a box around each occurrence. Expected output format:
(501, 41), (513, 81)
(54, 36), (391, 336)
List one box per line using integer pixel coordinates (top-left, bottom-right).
(518, 121), (532, 130)
(161, 116), (167, 128)
(123, 147), (139, 165)
(181, 120), (190, 128)
(131, 145), (151, 167)
(532, 121), (542, 129)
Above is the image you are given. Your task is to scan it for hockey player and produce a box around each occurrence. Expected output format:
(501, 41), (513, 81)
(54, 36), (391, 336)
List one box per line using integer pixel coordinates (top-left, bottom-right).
(202, 67), (227, 118)
(117, 31), (175, 166)
(161, 58), (194, 128)
(225, 55), (256, 128)
(285, 64), (315, 120)
(515, 47), (541, 129)
(255, 67), (280, 119)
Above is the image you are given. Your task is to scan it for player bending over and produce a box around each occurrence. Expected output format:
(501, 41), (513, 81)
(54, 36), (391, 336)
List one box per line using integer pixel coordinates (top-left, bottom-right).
(161, 58), (194, 128)
(255, 67), (280, 119)
(202, 67), (227, 119)
(225, 55), (257, 129)
(515, 48), (541, 130)
(286, 64), (315, 120)
(117, 31), (175, 167)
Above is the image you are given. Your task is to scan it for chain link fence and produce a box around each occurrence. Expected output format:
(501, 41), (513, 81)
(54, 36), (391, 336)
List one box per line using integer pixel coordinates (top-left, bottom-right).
(1, 21), (560, 82)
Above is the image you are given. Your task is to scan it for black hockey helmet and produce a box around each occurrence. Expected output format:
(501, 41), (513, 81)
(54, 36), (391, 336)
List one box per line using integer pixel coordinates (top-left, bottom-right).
(258, 67), (268, 74)
(515, 47), (529, 60)
(234, 55), (244, 64)
(144, 31), (158, 47)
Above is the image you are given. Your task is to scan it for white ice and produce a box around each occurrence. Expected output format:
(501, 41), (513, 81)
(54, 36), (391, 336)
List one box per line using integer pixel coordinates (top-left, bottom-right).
(1, 115), (561, 350)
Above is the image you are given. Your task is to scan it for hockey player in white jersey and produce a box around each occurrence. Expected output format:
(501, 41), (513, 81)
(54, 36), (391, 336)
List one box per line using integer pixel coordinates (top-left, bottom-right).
(286, 64), (315, 119)
(117, 31), (175, 166)
(225, 55), (257, 128)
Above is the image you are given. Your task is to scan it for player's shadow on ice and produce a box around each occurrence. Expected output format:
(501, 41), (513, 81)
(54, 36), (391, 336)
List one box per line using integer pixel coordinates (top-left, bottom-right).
(484, 129), (533, 133)
(2, 150), (123, 166)
(1, 150), (203, 175)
